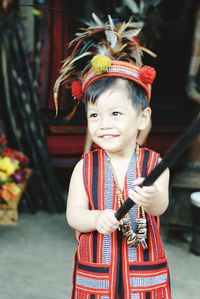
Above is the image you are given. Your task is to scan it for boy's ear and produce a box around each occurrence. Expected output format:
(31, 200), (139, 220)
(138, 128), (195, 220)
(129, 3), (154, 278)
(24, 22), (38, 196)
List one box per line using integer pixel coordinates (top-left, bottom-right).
(138, 107), (151, 130)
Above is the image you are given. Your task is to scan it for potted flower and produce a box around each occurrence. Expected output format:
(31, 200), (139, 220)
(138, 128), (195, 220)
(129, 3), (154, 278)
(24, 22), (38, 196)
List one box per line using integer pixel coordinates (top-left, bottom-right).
(0, 134), (31, 225)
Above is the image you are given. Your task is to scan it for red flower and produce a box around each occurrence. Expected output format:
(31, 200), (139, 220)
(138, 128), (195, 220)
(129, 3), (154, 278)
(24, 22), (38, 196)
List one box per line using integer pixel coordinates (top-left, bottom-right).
(71, 81), (83, 100)
(140, 66), (156, 85)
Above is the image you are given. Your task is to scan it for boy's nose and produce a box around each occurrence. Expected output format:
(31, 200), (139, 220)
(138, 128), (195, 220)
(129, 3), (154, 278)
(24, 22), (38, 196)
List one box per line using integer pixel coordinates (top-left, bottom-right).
(100, 116), (112, 129)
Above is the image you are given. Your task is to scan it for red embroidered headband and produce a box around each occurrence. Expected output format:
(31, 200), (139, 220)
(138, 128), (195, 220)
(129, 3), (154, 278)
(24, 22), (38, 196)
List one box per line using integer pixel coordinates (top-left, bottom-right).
(80, 59), (156, 102)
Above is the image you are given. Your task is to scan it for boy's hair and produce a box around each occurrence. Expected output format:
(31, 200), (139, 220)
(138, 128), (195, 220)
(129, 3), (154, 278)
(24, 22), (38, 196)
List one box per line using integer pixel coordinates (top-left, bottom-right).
(84, 77), (148, 111)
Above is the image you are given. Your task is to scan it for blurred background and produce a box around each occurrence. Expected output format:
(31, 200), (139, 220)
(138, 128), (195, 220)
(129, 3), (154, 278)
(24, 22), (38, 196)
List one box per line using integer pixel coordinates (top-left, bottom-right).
(0, 0), (200, 298)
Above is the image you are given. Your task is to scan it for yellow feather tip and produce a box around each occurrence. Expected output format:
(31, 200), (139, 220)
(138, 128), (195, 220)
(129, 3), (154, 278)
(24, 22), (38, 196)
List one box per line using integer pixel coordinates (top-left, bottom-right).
(53, 92), (58, 118)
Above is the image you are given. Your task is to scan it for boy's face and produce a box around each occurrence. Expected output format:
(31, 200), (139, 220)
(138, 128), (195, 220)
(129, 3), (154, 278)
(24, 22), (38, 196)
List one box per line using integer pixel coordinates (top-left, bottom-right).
(87, 85), (151, 156)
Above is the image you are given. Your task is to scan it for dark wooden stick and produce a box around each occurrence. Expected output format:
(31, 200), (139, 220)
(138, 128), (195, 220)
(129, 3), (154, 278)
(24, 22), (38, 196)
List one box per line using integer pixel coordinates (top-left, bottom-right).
(115, 113), (200, 221)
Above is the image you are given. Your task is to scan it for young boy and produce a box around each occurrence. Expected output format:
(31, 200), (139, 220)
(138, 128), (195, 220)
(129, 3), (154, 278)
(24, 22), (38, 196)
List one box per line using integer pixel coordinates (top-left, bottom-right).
(54, 14), (171, 299)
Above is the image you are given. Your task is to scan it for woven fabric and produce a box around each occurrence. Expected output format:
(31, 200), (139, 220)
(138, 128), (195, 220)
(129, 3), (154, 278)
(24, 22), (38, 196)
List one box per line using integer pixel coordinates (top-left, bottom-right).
(82, 60), (151, 101)
(70, 147), (171, 298)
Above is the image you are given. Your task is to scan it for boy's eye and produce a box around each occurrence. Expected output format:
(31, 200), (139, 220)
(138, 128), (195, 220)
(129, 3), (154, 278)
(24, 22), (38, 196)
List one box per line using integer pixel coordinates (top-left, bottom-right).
(112, 111), (122, 116)
(89, 113), (98, 118)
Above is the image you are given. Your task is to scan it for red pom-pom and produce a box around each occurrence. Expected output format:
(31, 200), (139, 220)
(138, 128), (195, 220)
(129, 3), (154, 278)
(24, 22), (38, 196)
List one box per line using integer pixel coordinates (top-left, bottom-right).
(71, 81), (83, 100)
(140, 66), (156, 85)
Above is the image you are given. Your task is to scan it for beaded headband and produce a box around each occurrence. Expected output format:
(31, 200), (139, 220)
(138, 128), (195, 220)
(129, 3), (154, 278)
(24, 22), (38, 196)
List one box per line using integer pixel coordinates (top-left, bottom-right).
(80, 59), (156, 101)
(54, 13), (157, 117)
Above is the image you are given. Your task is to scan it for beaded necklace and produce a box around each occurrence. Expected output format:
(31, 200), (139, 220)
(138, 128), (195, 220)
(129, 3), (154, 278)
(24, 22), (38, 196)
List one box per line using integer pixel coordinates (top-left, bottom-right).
(106, 144), (148, 249)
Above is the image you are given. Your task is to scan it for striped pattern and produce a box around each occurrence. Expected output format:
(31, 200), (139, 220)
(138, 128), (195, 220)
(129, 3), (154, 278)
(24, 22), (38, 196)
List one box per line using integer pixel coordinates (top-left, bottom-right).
(131, 293), (140, 299)
(130, 273), (167, 288)
(82, 60), (151, 101)
(70, 147), (171, 298)
(76, 276), (109, 289)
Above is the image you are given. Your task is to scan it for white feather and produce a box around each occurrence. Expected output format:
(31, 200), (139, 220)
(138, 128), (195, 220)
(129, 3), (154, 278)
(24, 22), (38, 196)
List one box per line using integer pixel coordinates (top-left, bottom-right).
(124, 0), (139, 13)
(96, 45), (110, 57)
(108, 14), (115, 30)
(69, 52), (93, 65)
(105, 30), (118, 48)
(140, 0), (145, 14)
(92, 12), (104, 27)
(122, 28), (142, 40)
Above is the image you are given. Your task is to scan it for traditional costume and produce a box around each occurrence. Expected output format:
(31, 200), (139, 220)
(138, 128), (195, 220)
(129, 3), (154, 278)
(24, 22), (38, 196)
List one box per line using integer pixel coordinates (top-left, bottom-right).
(54, 13), (171, 299)
(70, 147), (171, 298)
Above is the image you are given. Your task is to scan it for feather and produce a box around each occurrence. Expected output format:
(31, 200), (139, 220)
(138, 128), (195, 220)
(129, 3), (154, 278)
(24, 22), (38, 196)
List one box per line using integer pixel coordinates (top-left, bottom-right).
(140, 0), (145, 14)
(64, 101), (80, 122)
(92, 12), (105, 28)
(60, 56), (73, 70)
(125, 21), (144, 29)
(117, 20), (143, 36)
(121, 28), (142, 40)
(68, 32), (88, 47)
(54, 13), (157, 117)
(79, 40), (95, 54)
(117, 21), (127, 37)
(53, 76), (63, 117)
(108, 14), (115, 30)
(112, 43), (128, 53)
(69, 51), (93, 65)
(96, 45), (110, 57)
(140, 46), (157, 58)
(105, 30), (118, 48)
(134, 47), (143, 67)
(124, 0), (139, 14)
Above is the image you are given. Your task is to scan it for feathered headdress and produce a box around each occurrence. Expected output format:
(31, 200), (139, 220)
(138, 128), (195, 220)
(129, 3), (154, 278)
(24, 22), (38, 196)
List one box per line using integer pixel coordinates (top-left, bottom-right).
(54, 13), (157, 117)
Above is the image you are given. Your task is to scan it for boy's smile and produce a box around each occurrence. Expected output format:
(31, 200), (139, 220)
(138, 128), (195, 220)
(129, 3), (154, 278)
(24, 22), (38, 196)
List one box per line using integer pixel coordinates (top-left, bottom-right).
(98, 133), (119, 139)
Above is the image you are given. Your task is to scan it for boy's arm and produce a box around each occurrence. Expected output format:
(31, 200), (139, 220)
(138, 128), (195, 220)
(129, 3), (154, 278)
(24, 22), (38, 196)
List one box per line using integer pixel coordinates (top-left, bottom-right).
(145, 165), (170, 216)
(66, 159), (101, 232)
(129, 159), (170, 216)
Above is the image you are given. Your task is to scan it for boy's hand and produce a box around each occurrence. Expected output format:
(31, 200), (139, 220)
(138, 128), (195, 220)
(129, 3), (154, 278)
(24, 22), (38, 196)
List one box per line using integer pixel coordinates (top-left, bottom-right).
(95, 209), (119, 234)
(128, 177), (158, 209)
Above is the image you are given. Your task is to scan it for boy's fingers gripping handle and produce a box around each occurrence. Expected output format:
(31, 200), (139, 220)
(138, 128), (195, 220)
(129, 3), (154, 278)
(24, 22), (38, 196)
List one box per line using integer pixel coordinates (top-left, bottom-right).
(114, 180), (151, 221)
(115, 198), (134, 221)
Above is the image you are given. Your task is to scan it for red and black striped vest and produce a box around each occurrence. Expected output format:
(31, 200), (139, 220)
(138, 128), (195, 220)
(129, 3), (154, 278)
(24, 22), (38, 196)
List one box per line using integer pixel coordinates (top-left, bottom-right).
(70, 147), (171, 299)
